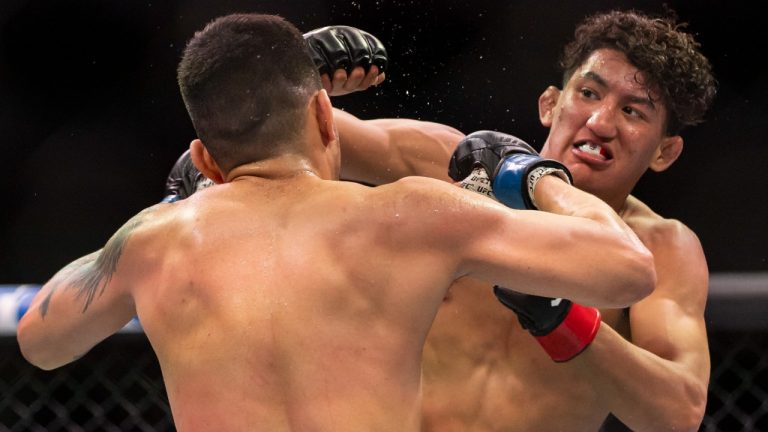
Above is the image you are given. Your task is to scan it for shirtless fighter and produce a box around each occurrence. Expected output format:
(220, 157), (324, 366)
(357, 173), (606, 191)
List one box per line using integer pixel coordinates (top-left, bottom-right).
(17, 13), (654, 431)
(423, 10), (716, 432)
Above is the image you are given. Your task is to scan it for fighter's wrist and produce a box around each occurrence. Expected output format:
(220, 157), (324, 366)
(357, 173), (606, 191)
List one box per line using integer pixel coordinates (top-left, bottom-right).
(527, 166), (571, 209)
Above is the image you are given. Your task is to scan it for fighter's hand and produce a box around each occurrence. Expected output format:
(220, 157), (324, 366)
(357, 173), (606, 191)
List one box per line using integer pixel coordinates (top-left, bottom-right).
(303, 26), (387, 96)
(448, 130), (572, 209)
(162, 150), (212, 203)
(493, 287), (601, 362)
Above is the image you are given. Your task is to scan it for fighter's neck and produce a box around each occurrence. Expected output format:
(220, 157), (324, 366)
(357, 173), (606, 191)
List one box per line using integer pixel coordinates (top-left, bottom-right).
(226, 155), (324, 182)
(603, 195), (630, 216)
(578, 186), (631, 217)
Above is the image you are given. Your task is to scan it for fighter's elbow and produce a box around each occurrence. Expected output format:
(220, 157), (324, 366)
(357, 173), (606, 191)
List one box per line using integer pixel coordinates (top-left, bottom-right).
(670, 408), (706, 432)
(611, 247), (656, 307)
(655, 405), (706, 432)
(630, 248), (656, 302)
(672, 382), (708, 432)
(18, 340), (71, 371)
(17, 320), (67, 370)
(21, 352), (60, 371)
(647, 376), (708, 432)
(17, 336), (45, 370)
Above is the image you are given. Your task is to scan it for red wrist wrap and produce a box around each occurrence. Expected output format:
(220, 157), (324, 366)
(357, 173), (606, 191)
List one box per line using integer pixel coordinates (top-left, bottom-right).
(534, 303), (601, 362)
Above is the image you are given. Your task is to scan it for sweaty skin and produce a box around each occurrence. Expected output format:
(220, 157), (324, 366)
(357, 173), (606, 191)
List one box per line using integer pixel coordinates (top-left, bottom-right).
(422, 49), (709, 432)
(423, 195), (707, 432)
(17, 87), (655, 431)
(17, 175), (654, 431)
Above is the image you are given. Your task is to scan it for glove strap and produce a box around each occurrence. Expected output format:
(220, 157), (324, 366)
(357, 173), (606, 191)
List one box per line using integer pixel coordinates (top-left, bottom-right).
(534, 303), (601, 362)
(492, 154), (538, 209)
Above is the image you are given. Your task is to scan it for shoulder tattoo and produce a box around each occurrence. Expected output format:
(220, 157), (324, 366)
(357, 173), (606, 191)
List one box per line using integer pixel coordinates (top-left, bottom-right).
(41, 207), (156, 317)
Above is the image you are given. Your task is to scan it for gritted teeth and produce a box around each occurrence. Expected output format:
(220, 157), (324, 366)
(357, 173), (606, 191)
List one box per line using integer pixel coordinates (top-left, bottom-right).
(575, 141), (611, 160)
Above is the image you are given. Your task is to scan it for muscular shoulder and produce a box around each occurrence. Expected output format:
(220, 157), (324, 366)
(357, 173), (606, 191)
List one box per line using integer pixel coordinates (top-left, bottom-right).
(368, 176), (502, 246)
(374, 175), (453, 198)
(109, 202), (194, 265)
(372, 176), (481, 217)
(624, 196), (708, 304)
(623, 196), (702, 254)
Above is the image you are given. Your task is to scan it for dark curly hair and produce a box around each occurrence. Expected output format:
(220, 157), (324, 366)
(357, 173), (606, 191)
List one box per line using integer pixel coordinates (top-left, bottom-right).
(560, 10), (716, 135)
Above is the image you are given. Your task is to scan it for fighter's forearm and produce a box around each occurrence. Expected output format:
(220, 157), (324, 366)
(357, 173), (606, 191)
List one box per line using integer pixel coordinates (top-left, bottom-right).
(534, 176), (640, 248)
(534, 176), (655, 305)
(575, 324), (707, 432)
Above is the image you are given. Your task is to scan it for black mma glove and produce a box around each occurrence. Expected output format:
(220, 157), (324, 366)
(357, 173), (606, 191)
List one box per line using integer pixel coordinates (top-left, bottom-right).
(448, 130), (572, 209)
(493, 287), (601, 362)
(162, 150), (212, 203)
(303, 25), (388, 76)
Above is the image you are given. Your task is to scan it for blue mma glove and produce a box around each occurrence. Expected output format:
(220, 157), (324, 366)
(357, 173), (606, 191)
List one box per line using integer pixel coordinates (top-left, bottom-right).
(448, 130), (572, 209)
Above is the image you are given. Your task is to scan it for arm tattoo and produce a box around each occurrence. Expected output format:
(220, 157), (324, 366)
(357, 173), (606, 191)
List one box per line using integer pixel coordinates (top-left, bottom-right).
(40, 208), (156, 317)
(40, 253), (98, 318)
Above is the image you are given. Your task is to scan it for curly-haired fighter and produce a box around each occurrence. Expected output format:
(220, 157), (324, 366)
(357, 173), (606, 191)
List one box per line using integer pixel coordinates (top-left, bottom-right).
(16, 13), (655, 431)
(423, 10), (716, 432)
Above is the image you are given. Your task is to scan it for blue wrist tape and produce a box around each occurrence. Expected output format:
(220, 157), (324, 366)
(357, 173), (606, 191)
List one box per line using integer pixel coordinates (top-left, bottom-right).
(491, 153), (540, 210)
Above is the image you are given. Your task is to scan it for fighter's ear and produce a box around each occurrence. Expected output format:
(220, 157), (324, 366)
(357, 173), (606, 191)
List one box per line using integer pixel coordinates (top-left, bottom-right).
(649, 135), (684, 172)
(189, 139), (225, 184)
(314, 89), (337, 146)
(538, 86), (561, 127)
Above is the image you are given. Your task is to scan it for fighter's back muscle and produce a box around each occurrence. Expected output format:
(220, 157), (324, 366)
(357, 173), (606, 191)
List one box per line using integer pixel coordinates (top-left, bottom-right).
(123, 177), (462, 430)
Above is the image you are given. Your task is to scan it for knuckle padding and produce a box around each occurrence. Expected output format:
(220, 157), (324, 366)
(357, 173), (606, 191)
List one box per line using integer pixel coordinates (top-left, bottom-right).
(336, 27), (371, 71)
(305, 26), (388, 76)
(448, 131), (536, 182)
(363, 32), (387, 72)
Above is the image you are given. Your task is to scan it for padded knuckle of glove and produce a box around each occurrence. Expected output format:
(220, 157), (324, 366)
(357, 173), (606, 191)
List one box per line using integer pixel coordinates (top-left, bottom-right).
(448, 130), (536, 183)
(304, 26), (388, 75)
(336, 26), (372, 70)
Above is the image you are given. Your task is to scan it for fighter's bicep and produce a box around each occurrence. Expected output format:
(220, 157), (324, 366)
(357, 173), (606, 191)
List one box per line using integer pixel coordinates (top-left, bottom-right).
(629, 296), (709, 373)
(334, 109), (391, 183)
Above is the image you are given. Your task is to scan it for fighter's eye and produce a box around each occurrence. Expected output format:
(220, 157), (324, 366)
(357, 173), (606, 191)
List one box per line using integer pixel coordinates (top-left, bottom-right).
(580, 88), (598, 99)
(622, 106), (643, 118)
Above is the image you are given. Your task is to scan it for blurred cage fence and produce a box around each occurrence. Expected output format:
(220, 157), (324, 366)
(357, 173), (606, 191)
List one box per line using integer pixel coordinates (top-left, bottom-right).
(1, 273), (767, 432)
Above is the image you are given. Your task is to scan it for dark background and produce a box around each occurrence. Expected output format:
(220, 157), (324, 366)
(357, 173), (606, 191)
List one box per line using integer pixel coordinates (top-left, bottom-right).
(1, 0), (766, 283)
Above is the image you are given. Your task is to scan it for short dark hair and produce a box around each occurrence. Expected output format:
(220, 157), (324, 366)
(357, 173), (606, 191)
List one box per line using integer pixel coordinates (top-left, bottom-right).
(560, 10), (716, 135)
(178, 14), (322, 172)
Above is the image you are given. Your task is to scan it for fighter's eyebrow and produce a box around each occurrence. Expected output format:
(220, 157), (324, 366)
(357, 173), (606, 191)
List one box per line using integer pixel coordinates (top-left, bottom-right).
(581, 70), (609, 88)
(580, 70), (657, 111)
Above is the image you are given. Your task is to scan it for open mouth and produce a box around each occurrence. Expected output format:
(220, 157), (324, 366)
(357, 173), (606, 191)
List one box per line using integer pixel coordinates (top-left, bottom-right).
(574, 141), (612, 161)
